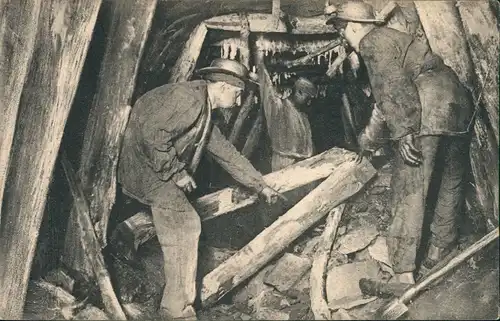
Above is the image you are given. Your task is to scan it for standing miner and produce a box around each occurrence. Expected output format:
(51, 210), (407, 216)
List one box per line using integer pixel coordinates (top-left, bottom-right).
(258, 61), (317, 171)
(118, 58), (283, 320)
(325, 2), (475, 285)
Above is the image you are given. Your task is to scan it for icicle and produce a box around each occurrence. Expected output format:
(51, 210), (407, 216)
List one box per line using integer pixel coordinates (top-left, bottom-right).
(229, 40), (237, 60)
(220, 45), (223, 58)
(252, 66), (256, 73)
(223, 42), (230, 59)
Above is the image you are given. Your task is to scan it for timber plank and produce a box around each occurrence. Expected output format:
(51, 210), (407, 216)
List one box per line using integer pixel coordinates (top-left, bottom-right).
(200, 156), (377, 307)
(0, 0), (41, 223)
(62, 0), (158, 280)
(0, 0), (101, 318)
(110, 147), (359, 259)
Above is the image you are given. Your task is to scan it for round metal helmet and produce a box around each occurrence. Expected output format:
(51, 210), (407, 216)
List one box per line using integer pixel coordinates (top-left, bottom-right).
(326, 1), (383, 24)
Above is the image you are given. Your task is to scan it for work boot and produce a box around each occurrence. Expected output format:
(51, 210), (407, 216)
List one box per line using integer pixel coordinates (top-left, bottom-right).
(417, 243), (457, 280)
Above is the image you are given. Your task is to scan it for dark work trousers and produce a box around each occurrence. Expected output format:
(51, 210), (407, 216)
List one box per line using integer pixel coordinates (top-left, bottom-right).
(150, 181), (200, 319)
(387, 135), (470, 273)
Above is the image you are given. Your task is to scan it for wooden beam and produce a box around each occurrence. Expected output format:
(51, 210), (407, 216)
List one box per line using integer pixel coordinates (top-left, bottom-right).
(228, 13), (256, 145)
(0, 0), (41, 224)
(61, 154), (126, 320)
(200, 157), (377, 307)
(204, 13), (337, 34)
(0, 0), (101, 318)
(110, 147), (360, 259)
(310, 204), (346, 320)
(414, 1), (499, 224)
(457, 0), (499, 143)
(168, 22), (208, 83)
(62, 0), (157, 281)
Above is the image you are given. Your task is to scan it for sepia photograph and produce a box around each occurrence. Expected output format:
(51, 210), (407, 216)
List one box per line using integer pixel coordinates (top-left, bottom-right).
(0, 0), (498, 320)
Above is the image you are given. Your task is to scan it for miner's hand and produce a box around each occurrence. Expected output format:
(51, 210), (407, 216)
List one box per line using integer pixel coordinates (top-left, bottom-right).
(398, 133), (422, 166)
(175, 173), (197, 193)
(260, 186), (287, 205)
(355, 150), (373, 164)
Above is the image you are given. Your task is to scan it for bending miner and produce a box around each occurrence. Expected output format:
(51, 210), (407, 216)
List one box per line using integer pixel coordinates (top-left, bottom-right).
(117, 58), (283, 320)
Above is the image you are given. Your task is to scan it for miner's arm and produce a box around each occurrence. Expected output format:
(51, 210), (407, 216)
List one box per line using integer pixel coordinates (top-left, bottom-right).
(206, 125), (267, 193)
(358, 103), (389, 152)
(360, 34), (422, 140)
(257, 60), (285, 130)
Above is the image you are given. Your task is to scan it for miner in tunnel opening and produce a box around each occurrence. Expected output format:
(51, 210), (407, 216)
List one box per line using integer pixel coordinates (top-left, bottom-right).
(325, 1), (475, 286)
(117, 58), (284, 320)
(257, 59), (318, 172)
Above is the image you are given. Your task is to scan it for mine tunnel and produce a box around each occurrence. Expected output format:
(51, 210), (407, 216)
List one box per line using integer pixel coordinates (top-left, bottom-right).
(0, 0), (498, 320)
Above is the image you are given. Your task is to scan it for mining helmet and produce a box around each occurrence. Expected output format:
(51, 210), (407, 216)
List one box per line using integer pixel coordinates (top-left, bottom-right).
(195, 58), (258, 89)
(325, 1), (384, 24)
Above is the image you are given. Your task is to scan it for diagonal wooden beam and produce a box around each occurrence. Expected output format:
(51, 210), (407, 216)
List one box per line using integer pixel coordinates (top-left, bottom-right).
(0, 0), (41, 224)
(62, 0), (158, 282)
(0, 0), (101, 318)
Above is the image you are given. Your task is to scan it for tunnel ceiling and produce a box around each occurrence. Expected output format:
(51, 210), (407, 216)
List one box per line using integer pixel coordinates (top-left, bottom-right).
(134, 0), (419, 98)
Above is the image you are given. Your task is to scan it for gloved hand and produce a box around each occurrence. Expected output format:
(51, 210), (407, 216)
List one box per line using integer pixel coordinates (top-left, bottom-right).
(259, 186), (287, 205)
(398, 133), (422, 166)
(355, 132), (376, 164)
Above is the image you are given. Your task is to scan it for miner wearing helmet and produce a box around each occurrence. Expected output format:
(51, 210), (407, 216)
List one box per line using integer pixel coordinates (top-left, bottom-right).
(325, 1), (475, 286)
(257, 62), (317, 172)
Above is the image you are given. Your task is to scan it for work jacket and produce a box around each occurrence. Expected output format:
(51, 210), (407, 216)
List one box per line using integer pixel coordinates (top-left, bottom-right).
(118, 80), (266, 208)
(259, 65), (314, 160)
(358, 26), (475, 147)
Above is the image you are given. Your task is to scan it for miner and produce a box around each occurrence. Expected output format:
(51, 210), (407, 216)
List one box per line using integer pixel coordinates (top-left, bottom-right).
(325, 2), (475, 285)
(117, 58), (283, 320)
(258, 61), (317, 171)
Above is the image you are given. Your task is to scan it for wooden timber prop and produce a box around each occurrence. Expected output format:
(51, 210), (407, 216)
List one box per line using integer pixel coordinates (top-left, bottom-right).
(414, 1), (499, 224)
(110, 147), (360, 260)
(0, 0), (101, 318)
(61, 154), (126, 320)
(310, 204), (346, 320)
(0, 0), (41, 224)
(200, 156), (377, 308)
(62, 0), (158, 280)
(228, 13), (255, 145)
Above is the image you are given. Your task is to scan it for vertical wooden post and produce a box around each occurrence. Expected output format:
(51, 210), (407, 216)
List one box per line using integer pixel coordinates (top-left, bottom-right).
(0, 0), (101, 318)
(414, 1), (498, 224)
(240, 45), (266, 158)
(228, 13), (256, 145)
(0, 0), (42, 224)
(62, 0), (158, 280)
